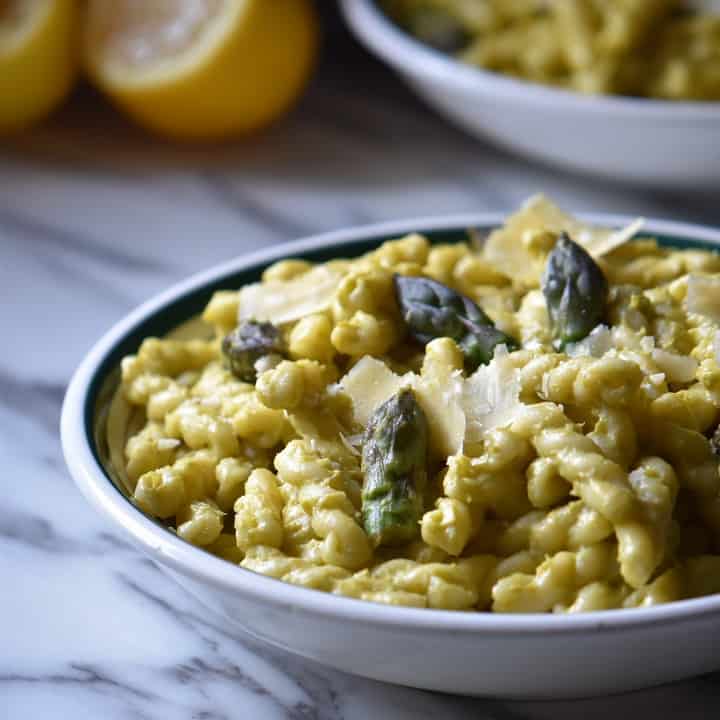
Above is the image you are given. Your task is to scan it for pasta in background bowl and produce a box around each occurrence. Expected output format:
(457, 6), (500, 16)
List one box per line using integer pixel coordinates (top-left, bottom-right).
(63, 203), (720, 697)
(340, 0), (720, 188)
(382, 0), (720, 101)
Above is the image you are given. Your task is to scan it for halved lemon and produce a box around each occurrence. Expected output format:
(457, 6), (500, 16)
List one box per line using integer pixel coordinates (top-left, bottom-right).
(83, 0), (319, 140)
(0, 0), (79, 133)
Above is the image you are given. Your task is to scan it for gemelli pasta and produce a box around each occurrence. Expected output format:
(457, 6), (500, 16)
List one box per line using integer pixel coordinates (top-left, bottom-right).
(382, 0), (720, 101)
(107, 195), (720, 612)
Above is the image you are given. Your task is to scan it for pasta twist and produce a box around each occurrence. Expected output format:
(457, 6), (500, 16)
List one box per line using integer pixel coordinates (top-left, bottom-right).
(336, 555), (496, 610)
(274, 438), (367, 568)
(125, 421), (180, 486)
(615, 456), (678, 588)
(587, 407), (638, 469)
(122, 338), (217, 383)
(540, 356), (644, 409)
(492, 542), (619, 613)
(177, 500), (224, 547)
(444, 427), (534, 520)
(510, 402), (636, 524)
(531, 501), (614, 554)
(423, 243), (470, 285)
(234, 469), (286, 552)
(421, 498), (473, 556)
(526, 457), (570, 509)
(240, 546), (350, 591)
(133, 449), (217, 519)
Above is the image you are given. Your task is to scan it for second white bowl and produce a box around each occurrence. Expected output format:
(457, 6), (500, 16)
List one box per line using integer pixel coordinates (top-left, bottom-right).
(341, 0), (720, 189)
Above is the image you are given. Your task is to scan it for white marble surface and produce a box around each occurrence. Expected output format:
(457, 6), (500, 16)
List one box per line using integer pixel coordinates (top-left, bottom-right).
(3, 8), (720, 719)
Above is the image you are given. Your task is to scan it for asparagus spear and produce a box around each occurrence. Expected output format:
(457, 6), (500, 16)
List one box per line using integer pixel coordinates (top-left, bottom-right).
(542, 233), (608, 350)
(361, 388), (429, 547)
(221, 320), (285, 383)
(394, 274), (519, 371)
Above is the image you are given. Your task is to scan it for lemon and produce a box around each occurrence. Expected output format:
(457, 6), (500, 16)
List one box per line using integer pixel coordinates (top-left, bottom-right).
(0, 0), (79, 133)
(83, 0), (319, 140)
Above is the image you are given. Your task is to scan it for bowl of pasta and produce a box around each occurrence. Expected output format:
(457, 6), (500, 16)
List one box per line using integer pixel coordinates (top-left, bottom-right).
(63, 196), (720, 698)
(340, 0), (720, 188)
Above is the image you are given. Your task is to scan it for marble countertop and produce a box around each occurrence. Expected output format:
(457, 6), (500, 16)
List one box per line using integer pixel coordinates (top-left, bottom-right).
(3, 7), (720, 719)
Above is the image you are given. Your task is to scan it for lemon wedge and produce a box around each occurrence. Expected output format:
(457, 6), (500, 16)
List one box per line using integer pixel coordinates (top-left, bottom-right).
(0, 0), (79, 133)
(83, 0), (318, 140)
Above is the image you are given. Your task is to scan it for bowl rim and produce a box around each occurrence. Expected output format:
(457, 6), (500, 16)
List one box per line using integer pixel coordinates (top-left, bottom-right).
(62, 211), (720, 635)
(340, 0), (720, 118)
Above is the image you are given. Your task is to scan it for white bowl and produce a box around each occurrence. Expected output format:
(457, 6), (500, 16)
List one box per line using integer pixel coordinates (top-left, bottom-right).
(340, 0), (720, 189)
(62, 213), (720, 699)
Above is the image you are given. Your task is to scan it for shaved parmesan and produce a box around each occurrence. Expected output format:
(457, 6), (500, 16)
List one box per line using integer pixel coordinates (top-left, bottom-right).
(483, 194), (644, 286)
(461, 347), (523, 443)
(339, 350), (525, 457)
(339, 357), (410, 428)
(587, 218), (645, 258)
(339, 357), (465, 457)
(238, 265), (342, 325)
(687, 274), (720, 324)
(413, 371), (466, 458)
(651, 349), (698, 384)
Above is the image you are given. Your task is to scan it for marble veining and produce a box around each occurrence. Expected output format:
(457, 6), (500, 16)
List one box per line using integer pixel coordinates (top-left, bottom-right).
(2, 7), (720, 719)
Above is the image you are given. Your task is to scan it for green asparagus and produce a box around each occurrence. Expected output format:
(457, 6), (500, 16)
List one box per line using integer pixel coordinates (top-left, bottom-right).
(221, 320), (285, 383)
(361, 388), (429, 547)
(542, 233), (608, 350)
(394, 274), (519, 371)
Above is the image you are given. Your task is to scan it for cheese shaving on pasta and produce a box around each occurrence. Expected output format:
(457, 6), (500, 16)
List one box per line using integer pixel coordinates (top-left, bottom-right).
(461, 347), (524, 444)
(340, 350), (524, 455)
(483, 195), (644, 286)
(339, 357), (412, 427)
(238, 265), (342, 324)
